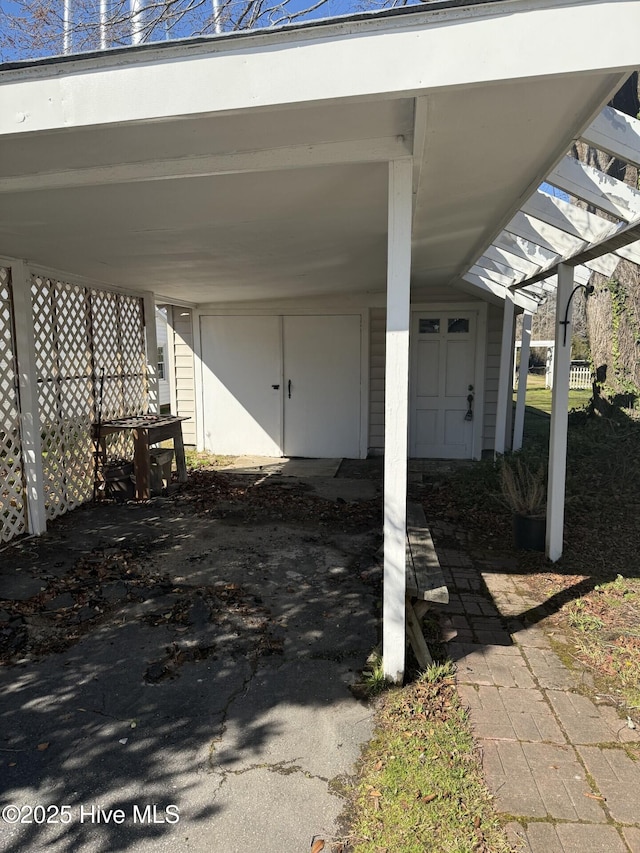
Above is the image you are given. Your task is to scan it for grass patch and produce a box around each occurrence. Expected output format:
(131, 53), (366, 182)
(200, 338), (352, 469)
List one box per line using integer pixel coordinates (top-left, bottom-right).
(184, 449), (234, 469)
(345, 665), (511, 853)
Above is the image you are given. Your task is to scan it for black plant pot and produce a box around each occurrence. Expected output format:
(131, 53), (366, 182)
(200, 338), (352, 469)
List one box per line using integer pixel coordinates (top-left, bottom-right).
(512, 514), (546, 552)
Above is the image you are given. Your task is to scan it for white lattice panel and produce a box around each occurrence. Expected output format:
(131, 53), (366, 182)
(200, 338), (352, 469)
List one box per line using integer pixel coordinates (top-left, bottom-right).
(91, 290), (147, 461)
(31, 277), (148, 519)
(0, 268), (27, 542)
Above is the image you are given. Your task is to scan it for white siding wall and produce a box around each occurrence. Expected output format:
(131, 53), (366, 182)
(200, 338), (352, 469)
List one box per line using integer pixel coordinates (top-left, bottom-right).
(482, 303), (503, 453)
(170, 307), (197, 446)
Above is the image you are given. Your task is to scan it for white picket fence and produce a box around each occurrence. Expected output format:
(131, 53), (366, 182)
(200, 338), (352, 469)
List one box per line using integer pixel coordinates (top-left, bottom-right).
(569, 366), (592, 390)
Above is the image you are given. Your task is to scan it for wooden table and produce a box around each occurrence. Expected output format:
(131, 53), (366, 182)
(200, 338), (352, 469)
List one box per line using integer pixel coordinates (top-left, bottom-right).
(94, 415), (188, 500)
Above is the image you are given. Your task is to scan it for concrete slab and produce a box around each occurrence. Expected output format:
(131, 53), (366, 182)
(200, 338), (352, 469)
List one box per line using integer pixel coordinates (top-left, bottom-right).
(215, 456), (341, 477)
(0, 493), (377, 853)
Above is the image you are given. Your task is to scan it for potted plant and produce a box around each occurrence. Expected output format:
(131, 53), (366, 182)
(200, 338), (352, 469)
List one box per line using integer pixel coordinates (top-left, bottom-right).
(499, 454), (547, 551)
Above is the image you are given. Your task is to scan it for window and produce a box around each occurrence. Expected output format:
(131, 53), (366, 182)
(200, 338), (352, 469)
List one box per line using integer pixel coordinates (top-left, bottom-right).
(419, 318), (440, 334)
(447, 318), (470, 333)
(157, 346), (165, 379)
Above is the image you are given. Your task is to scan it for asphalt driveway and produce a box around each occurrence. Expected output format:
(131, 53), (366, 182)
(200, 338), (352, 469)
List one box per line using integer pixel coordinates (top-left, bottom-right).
(0, 469), (381, 852)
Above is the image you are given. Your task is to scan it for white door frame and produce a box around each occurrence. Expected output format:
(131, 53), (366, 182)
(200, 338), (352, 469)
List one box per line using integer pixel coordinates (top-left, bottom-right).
(196, 308), (369, 459)
(409, 301), (487, 461)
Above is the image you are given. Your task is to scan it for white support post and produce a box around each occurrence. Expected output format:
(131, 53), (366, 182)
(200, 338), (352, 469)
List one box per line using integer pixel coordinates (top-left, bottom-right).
(383, 159), (412, 683)
(166, 307), (178, 416)
(494, 290), (515, 456)
(546, 264), (574, 562)
(546, 346), (555, 390)
(192, 309), (205, 452)
(142, 292), (159, 414)
(513, 311), (532, 452)
(11, 260), (47, 536)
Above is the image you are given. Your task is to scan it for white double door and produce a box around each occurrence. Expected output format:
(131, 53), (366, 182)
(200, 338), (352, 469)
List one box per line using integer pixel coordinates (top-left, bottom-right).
(201, 314), (361, 458)
(410, 311), (477, 459)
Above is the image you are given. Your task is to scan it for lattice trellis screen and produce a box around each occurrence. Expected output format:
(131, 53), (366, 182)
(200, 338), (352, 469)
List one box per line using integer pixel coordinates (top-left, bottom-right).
(31, 276), (148, 520)
(0, 267), (27, 542)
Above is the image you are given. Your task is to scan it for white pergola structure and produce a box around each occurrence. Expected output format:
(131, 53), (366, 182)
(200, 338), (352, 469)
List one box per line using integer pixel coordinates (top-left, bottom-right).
(466, 105), (640, 564)
(1, 0), (639, 680)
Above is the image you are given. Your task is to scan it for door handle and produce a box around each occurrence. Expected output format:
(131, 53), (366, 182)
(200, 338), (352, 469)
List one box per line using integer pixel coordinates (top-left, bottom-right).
(288, 380), (292, 399)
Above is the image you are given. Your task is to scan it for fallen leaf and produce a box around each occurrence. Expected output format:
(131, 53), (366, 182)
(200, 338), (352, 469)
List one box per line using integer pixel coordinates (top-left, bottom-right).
(373, 759), (383, 771)
(584, 792), (606, 801)
(473, 815), (481, 828)
(9, 762), (16, 767)
(310, 839), (324, 853)
(421, 794), (436, 803)
(369, 789), (382, 798)
(37, 742), (49, 751)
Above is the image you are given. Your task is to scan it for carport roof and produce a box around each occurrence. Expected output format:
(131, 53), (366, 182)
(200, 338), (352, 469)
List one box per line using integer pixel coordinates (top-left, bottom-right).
(0, 0), (639, 307)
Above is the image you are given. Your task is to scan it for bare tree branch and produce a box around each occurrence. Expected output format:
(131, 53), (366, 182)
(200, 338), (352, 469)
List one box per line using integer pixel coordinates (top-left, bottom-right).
(0, 0), (409, 61)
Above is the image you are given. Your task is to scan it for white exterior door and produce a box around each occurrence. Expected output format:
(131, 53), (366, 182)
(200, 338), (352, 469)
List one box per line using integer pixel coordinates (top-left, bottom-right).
(283, 315), (361, 458)
(201, 315), (282, 456)
(410, 312), (476, 459)
(201, 314), (361, 458)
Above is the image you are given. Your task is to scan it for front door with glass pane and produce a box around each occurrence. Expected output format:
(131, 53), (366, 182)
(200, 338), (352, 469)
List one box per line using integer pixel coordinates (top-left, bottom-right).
(410, 312), (476, 458)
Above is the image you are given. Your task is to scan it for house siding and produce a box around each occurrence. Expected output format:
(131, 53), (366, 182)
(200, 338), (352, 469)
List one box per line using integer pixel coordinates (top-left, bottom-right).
(171, 307), (197, 446)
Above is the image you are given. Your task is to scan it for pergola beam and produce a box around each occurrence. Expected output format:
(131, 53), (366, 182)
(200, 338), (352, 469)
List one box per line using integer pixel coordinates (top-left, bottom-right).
(522, 188), (621, 243)
(548, 155), (640, 223)
(506, 211), (586, 257)
(580, 106), (640, 169)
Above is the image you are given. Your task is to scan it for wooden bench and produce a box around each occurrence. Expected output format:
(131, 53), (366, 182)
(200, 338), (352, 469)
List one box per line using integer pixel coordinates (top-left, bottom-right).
(405, 502), (449, 668)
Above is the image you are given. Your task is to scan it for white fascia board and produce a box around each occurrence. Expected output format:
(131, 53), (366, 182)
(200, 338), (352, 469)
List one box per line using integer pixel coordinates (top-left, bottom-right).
(462, 271), (539, 313)
(1, 0), (640, 135)
(507, 211), (587, 257)
(581, 105), (640, 168)
(523, 188), (621, 242)
(584, 253), (620, 277)
(549, 155), (640, 222)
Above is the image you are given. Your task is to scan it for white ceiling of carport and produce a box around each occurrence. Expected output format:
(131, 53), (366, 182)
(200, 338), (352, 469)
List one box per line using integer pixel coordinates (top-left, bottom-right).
(0, 1), (638, 307)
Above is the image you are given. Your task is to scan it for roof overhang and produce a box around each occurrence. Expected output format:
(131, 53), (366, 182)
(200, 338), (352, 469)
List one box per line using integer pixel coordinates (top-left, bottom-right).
(0, 0), (638, 306)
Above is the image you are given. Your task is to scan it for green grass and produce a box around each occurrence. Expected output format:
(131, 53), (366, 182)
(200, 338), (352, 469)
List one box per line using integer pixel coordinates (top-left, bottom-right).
(184, 449), (234, 469)
(345, 665), (511, 853)
(515, 373), (592, 416)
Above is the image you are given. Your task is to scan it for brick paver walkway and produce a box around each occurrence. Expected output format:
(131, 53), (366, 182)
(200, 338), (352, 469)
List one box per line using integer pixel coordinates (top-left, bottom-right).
(430, 521), (640, 853)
